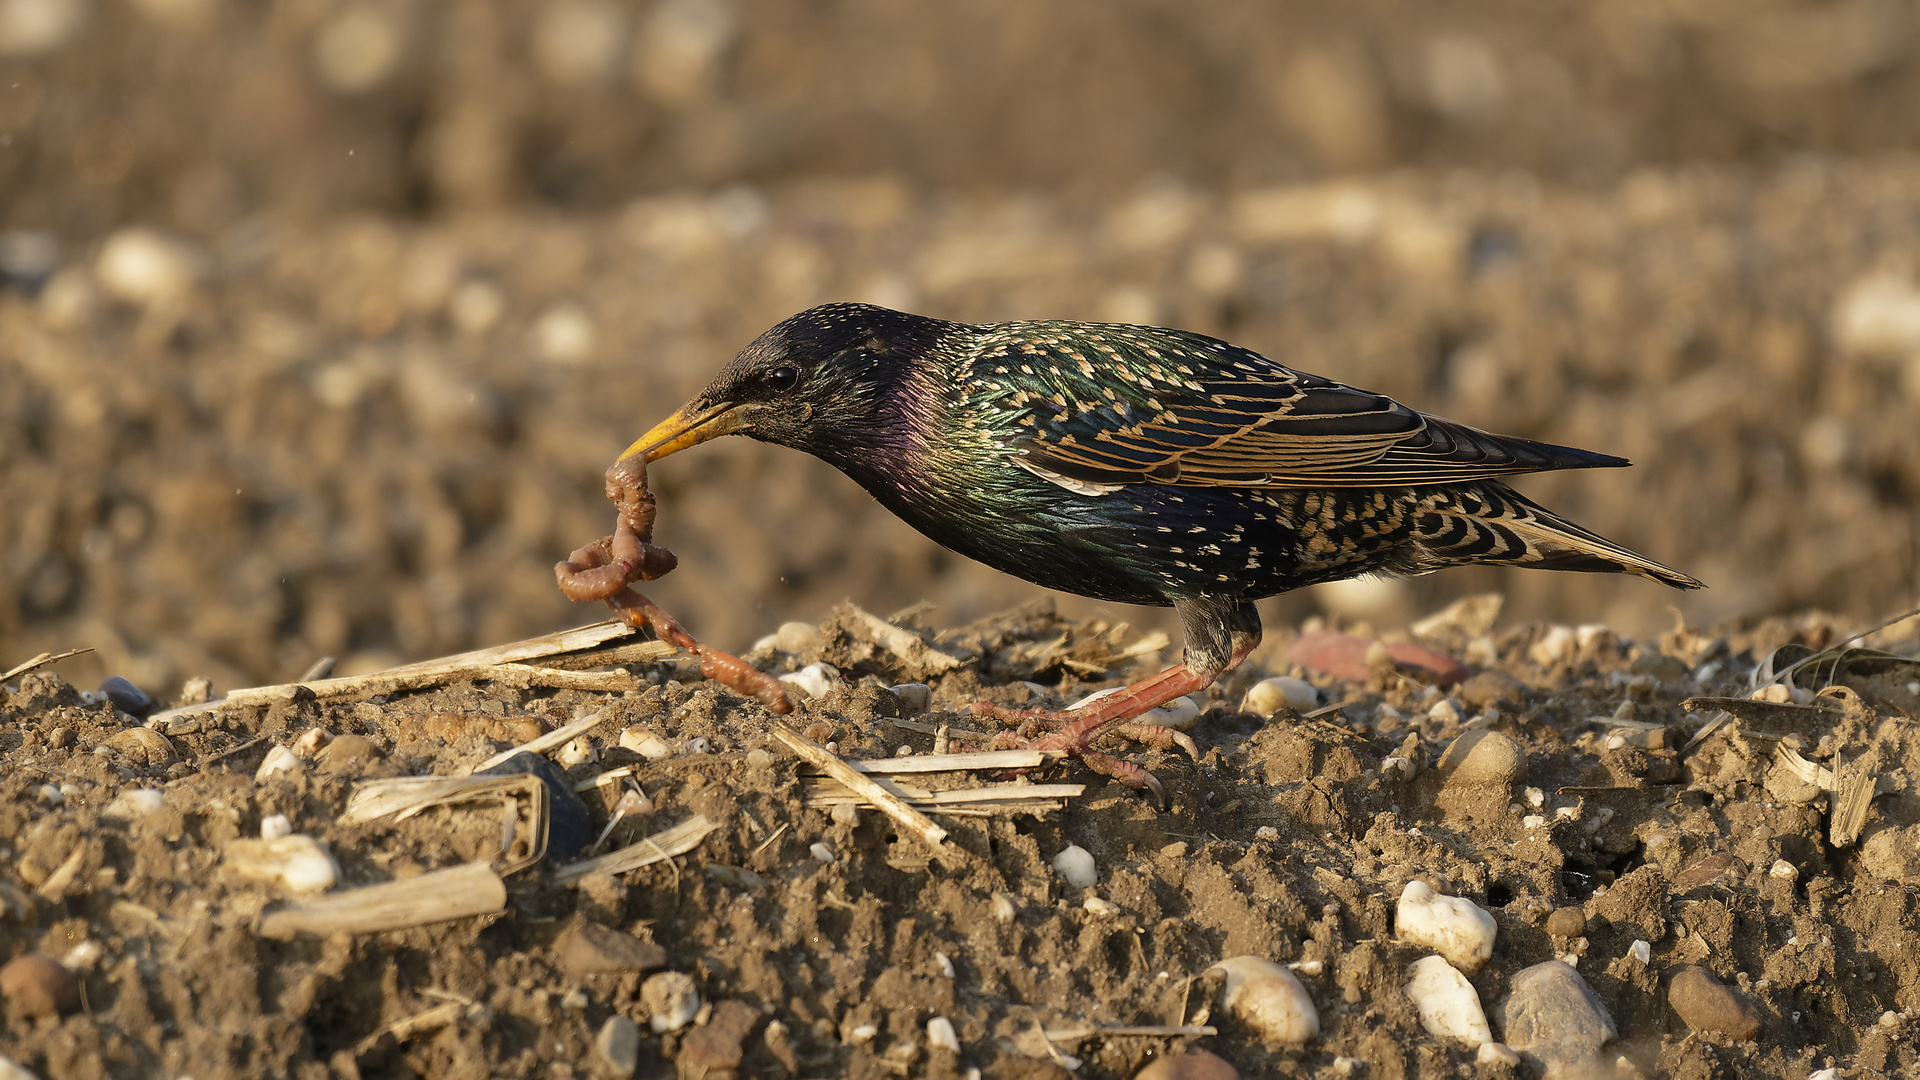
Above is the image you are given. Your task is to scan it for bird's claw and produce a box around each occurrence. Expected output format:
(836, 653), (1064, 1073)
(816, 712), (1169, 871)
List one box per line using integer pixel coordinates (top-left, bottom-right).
(970, 701), (1173, 804)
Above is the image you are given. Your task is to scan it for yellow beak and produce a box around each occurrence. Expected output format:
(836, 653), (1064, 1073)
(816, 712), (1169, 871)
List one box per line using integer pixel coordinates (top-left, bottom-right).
(618, 400), (753, 463)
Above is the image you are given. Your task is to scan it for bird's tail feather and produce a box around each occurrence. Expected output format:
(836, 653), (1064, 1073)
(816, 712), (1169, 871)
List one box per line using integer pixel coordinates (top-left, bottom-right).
(1413, 484), (1702, 590)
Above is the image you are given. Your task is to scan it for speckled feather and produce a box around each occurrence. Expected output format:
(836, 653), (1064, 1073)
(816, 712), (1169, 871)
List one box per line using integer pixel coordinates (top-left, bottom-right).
(678, 302), (1701, 616)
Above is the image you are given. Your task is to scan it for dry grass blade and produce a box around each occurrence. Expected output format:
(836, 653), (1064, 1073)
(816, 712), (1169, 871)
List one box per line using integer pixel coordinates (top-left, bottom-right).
(0, 648), (95, 683)
(772, 723), (950, 852)
(553, 814), (718, 884)
(836, 749), (1062, 774)
(470, 707), (612, 774)
(842, 603), (968, 674)
(148, 623), (675, 724)
(1829, 750), (1880, 848)
(257, 861), (507, 939)
(343, 775), (549, 874)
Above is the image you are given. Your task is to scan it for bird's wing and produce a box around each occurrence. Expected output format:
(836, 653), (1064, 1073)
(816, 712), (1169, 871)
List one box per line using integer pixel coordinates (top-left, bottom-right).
(972, 323), (1623, 490)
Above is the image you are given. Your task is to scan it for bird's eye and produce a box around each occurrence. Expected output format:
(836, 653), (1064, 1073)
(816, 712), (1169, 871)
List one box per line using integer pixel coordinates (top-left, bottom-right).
(766, 366), (800, 394)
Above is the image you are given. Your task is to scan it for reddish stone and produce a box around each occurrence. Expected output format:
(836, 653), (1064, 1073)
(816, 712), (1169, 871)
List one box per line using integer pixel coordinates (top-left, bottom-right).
(1289, 630), (1469, 687)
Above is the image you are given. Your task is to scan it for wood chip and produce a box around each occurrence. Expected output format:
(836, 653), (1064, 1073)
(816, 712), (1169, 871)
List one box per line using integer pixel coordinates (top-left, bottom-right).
(772, 723), (950, 851)
(257, 861), (506, 939)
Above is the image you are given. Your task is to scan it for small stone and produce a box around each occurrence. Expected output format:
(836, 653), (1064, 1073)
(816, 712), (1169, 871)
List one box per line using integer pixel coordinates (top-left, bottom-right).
(1133, 1049), (1241, 1080)
(1437, 730), (1526, 790)
(1209, 956), (1318, 1046)
(887, 683), (932, 715)
(103, 787), (167, 819)
(926, 1015), (960, 1053)
(1159, 841), (1189, 858)
(774, 621), (822, 652)
(1501, 961), (1616, 1078)
(778, 663), (837, 700)
(745, 747), (773, 770)
(593, 1015), (641, 1077)
(1529, 626), (1577, 668)
(679, 999), (760, 1074)
(0, 955), (81, 1018)
(1458, 669), (1528, 708)
(94, 228), (197, 308)
(553, 917), (667, 977)
(255, 744), (302, 782)
(316, 734), (382, 776)
(990, 892), (1018, 924)
(810, 842), (836, 864)
(223, 835), (340, 894)
(259, 814), (293, 841)
(642, 971), (700, 1032)
(1240, 676), (1323, 717)
(619, 727), (673, 760)
(1396, 881), (1497, 972)
(1404, 955), (1490, 1046)
(1141, 695), (1201, 730)
(103, 727), (176, 766)
(96, 676), (154, 717)
(1545, 907), (1587, 938)
(1476, 1043), (1520, 1067)
(1053, 844), (1097, 889)
(1667, 965), (1762, 1040)
(1083, 897), (1122, 917)
(829, 802), (859, 827)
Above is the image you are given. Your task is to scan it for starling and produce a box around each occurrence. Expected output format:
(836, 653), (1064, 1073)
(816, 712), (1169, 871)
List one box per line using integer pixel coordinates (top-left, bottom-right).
(624, 303), (1701, 796)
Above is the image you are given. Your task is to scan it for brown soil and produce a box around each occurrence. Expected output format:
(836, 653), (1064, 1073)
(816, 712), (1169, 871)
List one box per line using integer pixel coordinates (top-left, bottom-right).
(3, 605), (1919, 1078)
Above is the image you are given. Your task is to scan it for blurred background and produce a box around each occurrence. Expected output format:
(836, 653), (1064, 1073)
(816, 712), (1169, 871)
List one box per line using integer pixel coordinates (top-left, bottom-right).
(3, 0), (1919, 693)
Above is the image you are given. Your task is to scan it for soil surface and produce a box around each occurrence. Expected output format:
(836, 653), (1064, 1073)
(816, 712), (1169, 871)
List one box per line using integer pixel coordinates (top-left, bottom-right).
(2, 602), (1918, 1079)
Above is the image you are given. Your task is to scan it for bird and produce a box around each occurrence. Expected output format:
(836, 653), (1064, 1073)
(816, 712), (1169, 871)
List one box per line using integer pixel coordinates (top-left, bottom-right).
(621, 302), (1702, 799)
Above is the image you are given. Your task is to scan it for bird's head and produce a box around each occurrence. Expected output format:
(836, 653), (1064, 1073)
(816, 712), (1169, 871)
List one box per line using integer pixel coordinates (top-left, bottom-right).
(620, 302), (955, 467)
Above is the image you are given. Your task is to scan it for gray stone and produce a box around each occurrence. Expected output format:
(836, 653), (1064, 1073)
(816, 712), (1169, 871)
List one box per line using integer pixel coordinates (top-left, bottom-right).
(593, 1015), (640, 1078)
(1500, 961), (1616, 1078)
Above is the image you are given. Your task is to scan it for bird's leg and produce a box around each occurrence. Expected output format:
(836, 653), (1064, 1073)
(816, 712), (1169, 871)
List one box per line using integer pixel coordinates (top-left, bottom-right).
(972, 597), (1262, 804)
(554, 457), (792, 714)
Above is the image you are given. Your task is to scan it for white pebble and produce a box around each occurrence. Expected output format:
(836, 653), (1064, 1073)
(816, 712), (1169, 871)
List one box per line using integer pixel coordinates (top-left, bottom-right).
(990, 892), (1018, 924)
(36, 784), (62, 804)
(1428, 699), (1461, 726)
(1404, 955), (1491, 1046)
(1382, 756), (1417, 779)
(1396, 881), (1497, 973)
(223, 835), (339, 894)
(1529, 625), (1577, 668)
(745, 748), (773, 769)
(1523, 814), (1547, 830)
(888, 683), (932, 715)
(810, 842), (836, 864)
(926, 1016), (960, 1053)
(1254, 825), (1280, 841)
(1083, 897), (1122, 917)
(294, 728), (333, 758)
(1770, 859), (1798, 881)
(1141, 695), (1202, 730)
(1241, 676), (1322, 716)
(846, 1023), (878, 1044)
(1052, 845), (1097, 889)
(1525, 786), (1545, 808)
(1289, 959), (1324, 977)
(641, 972), (700, 1032)
(60, 940), (104, 974)
(259, 814), (293, 841)
(934, 952), (954, 978)
(1477, 1042), (1521, 1067)
(94, 227), (197, 308)
(619, 727), (673, 760)
(830, 802), (859, 827)
(557, 737), (598, 768)
(778, 663), (838, 700)
(1209, 956), (1319, 1046)
(255, 745), (302, 782)
(103, 788), (166, 819)
(1628, 940), (1650, 964)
